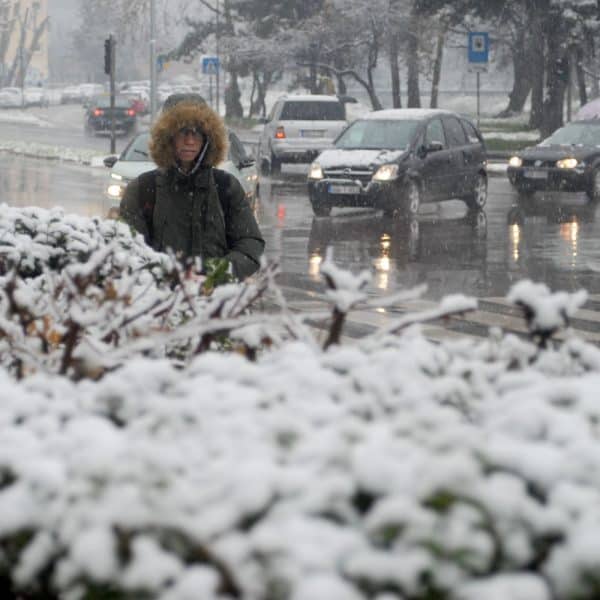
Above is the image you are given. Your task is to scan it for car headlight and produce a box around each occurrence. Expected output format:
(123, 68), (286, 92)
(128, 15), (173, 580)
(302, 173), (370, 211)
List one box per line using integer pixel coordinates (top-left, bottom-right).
(245, 173), (258, 183)
(373, 164), (399, 181)
(107, 183), (125, 199)
(556, 157), (578, 169)
(110, 173), (123, 181)
(308, 162), (324, 180)
(508, 156), (523, 168)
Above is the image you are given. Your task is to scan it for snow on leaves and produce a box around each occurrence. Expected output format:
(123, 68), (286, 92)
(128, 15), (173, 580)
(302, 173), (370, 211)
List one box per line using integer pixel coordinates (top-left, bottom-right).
(0, 207), (599, 599)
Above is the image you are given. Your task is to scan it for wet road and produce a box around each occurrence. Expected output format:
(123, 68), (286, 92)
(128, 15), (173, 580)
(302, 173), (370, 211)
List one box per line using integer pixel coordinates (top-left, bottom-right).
(2, 154), (600, 308)
(257, 170), (600, 302)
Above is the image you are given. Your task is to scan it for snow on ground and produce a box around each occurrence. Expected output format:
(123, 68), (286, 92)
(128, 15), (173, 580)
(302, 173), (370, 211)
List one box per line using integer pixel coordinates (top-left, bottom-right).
(0, 109), (53, 127)
(0, 139), (107, 167)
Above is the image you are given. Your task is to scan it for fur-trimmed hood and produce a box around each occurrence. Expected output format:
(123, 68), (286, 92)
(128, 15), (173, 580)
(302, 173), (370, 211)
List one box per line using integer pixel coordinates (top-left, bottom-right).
(149, 101), (228, 170)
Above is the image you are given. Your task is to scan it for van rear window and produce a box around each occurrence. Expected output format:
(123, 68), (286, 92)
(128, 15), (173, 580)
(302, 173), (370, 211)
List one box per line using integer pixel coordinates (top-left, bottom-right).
(280, 101), (345, 121)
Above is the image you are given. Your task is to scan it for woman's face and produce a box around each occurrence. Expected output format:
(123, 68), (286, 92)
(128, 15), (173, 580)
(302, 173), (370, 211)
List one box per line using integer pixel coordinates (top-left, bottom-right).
(174, 126), (204, 168)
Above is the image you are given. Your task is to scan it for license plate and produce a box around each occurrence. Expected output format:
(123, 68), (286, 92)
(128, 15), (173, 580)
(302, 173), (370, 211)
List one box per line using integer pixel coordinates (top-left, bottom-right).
(329, 184), (359, 195)
(301, 130), (324, 138)
(524, 169), (548, 179)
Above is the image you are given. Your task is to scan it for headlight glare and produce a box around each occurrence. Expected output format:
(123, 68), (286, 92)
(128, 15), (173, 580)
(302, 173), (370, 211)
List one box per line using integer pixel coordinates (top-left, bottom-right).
(107, 184), (124, 199)
(110, 173), (123, 181)
(308, 162), (324, 180)
(556, 157), (578, 169)
(373, 164), (399, 181)
(508, 156), (522, 168)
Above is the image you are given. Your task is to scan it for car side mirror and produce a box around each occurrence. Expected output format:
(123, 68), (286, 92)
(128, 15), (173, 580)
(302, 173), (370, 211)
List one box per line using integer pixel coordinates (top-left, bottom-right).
(239, 157), (255, 169)
(426, 141), (444, 154)
(103, 155), (118, 168)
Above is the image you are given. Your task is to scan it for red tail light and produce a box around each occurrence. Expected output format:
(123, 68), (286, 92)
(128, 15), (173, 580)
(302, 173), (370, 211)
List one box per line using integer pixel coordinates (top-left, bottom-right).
(93, 108), (104, 117)
(127, 109), (135, 116)
(275, 126), (286, 139)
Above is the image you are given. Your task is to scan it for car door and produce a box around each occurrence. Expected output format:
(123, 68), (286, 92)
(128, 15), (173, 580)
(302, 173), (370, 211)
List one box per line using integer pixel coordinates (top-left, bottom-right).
(460, 118), (486, 189)
(420, 118), (454, 201)
(442, 116), (472, 197)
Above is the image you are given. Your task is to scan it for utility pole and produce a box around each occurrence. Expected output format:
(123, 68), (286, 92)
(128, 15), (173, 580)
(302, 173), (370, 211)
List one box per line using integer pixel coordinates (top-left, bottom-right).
(19, 7), (30, 107)
(105, 35), (116, 154)
(150, 0), (157, 122)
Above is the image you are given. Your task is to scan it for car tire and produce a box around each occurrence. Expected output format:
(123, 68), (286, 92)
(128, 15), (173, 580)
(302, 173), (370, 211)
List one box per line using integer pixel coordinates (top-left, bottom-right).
(465, 173), (487, 211)
(588, 168), (600, 203)
(270, 152), (282, 175)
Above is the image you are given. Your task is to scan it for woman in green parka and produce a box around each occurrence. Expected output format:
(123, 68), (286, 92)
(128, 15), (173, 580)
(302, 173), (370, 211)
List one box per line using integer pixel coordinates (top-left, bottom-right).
(120, 94), (265, 280)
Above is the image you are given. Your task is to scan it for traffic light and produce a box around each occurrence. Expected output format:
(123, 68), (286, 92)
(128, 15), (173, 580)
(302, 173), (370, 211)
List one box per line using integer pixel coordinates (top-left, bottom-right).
(104, 37), (112, 75)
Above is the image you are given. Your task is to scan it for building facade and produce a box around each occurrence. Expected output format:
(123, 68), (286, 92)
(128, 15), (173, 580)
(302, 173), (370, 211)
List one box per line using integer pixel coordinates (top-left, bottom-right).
(1, 0), (49, 86)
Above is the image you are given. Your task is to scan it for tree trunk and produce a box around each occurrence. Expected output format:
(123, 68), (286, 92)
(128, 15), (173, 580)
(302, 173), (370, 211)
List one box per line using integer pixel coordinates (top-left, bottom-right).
(430, 29), (444, 109)
(541, 12), (568, 137)
(575, 45), (587, 107)
(224, 71), (244, 119)
(406, 12), (421, 108)
(389, 32), (401, 108)
(529, 3), (545, 129)
(498, 28), (532, 117)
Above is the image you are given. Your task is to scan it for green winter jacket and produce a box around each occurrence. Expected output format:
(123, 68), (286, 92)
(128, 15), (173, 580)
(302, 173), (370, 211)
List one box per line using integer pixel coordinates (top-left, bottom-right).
(119, 98), (264, 280)
(120, 167), (264, 280)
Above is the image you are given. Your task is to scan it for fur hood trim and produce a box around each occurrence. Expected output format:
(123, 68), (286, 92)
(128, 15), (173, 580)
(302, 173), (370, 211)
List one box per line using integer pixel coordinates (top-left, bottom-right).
(149, 102), (228, 169)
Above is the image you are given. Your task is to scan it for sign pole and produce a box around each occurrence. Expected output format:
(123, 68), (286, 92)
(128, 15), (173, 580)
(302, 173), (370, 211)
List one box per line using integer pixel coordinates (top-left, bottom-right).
(150, 0), (157, 123)
(476, 71), (480, 128)
(110, 36), (116, 154)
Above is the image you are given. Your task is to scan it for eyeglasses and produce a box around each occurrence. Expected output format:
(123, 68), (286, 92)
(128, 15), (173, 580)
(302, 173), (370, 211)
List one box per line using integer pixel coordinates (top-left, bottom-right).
(175, 126), (203, 140)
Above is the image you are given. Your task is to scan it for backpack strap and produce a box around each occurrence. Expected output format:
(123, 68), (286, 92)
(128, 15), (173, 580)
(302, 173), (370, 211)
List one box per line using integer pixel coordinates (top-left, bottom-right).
(138, 169), (158, 242)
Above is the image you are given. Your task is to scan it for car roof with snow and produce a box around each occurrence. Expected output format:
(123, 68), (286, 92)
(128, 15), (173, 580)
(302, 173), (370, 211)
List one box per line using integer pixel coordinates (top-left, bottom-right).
(278, 94), (343, 103)
(363, 108), (454, 120)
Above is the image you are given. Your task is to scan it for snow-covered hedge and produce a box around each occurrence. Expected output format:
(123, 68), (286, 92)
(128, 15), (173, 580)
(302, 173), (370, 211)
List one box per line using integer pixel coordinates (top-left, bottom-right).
(1, 206), (600, 599)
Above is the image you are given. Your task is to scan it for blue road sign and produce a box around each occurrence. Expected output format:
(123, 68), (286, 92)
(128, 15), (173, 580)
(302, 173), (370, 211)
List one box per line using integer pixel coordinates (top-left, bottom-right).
(468, 32), (489, 64)
(202, 56), (220, 75)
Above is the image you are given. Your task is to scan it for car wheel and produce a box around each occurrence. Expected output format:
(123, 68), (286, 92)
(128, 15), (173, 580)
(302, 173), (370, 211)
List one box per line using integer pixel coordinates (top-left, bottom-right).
(260, 158), (270, 176)
(589, 168), (600, 202)
(465, 173), (487, 210)
(270, 152), (282, 175)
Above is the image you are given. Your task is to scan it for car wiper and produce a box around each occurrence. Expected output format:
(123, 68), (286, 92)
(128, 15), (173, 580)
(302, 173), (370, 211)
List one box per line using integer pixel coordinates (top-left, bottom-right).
(133, 149), (149, 157)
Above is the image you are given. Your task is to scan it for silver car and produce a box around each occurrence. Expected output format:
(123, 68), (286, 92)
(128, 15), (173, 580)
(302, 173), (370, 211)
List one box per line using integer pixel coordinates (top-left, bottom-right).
(257, 94), (348, 175)
(103, 130), (259, 218)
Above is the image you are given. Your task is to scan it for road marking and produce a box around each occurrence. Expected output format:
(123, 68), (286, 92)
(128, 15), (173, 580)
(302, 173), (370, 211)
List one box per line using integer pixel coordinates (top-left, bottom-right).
(267, 285), (600, 345)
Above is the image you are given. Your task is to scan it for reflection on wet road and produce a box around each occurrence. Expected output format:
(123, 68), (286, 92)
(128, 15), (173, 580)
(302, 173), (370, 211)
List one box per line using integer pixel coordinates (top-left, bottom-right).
(0, 154), (109, 217)
(257, 172), (600, 302)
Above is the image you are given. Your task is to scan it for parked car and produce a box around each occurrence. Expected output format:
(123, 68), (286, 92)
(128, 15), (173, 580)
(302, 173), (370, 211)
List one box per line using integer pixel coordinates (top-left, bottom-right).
(102, 130), (259, 216)
(23, 87), (50, 108)
(257, 94), (348, 174)
(84, 95), (137, 137)
(61, 85), (82, 104)
(79, 83), (105, 102)
(307, 108), (488, 217)
(120, 90), (148, 116)
(0, 87), (23, 108)
(507, 120), (600, 203)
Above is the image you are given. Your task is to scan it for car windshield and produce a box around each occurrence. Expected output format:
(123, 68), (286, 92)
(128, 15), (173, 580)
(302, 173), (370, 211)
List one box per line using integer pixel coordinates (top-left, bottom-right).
(280, 101), (345, 121)
(92, 96), (132, 109)
(541, 123), (600, 147)
(335, 119), (419, 150)
(121, 133), (150, 161)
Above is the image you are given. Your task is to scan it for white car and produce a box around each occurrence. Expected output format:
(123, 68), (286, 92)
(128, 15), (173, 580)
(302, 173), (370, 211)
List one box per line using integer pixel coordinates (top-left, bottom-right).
(0, 87), (23, 108)
(103, 130), (259, 217)
(256, 94), (348, 174)
(23, 87), (50, 108)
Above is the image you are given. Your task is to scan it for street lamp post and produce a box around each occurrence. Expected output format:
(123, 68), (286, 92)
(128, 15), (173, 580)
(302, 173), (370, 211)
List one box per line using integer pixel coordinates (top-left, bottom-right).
(149, 0), (157, 122)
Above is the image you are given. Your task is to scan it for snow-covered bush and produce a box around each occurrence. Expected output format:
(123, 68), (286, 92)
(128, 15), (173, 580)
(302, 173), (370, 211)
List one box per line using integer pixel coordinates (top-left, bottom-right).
(0, 206), (599, 599)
